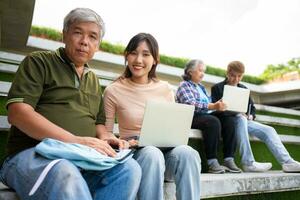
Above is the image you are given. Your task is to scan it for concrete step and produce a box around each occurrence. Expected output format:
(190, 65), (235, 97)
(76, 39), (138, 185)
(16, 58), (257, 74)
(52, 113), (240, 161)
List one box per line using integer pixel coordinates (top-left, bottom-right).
(2, 171), (299, 200)
(0, 183), (18, 200)
(255, 104), (300, 116)
(256, 114), (300, 128)
(164, 171), (300, 199)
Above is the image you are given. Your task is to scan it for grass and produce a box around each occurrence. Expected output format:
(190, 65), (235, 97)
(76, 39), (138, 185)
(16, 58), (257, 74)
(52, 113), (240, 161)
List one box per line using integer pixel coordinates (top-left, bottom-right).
(256, 110), (300, 120)
(0, 97), (8, 115)
(0, 72), (15, 82)
(270, 124), (300, 136)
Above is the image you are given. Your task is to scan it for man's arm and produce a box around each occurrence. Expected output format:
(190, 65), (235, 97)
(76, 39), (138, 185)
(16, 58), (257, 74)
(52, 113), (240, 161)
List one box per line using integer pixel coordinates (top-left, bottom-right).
(8, 103), (77, 142)
(8, 102), (117, 156)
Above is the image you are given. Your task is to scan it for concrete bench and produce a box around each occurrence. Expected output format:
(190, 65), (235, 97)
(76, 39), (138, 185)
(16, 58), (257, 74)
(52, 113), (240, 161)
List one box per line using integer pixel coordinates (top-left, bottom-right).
(1, 115), (300, 144)
(2, 171), (300, 200)
(165, 171), (300, 199)
(1, 114), (300, 150)
(0, 183), (18, 200)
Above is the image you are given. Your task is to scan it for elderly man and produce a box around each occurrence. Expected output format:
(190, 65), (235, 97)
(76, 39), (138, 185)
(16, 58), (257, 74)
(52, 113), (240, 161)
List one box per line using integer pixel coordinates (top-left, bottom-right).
(0, 8), (141, 200)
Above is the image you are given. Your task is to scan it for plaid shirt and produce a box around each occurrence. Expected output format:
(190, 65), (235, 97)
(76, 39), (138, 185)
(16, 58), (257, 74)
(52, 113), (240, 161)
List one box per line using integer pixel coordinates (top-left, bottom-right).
(176, 80), (211, 114)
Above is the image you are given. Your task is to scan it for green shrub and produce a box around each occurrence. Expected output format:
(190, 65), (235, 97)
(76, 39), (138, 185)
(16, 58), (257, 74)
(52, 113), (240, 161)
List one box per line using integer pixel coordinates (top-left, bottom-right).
(242, 74), (265, 84)
(30, 26), (62, 41)
(206, 65), (226, 77)
(29, 26), (266, 85)
(159, 55), (188, 68)
(100, 41), (125, 55)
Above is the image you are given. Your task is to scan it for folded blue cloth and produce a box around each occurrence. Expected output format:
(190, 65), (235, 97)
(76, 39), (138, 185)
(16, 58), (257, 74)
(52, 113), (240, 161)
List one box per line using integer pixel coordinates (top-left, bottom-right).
(35, 138), (133, 171)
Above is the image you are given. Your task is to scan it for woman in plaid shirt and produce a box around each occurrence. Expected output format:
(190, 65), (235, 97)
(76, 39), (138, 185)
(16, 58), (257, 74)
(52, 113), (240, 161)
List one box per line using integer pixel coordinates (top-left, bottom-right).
(176, 59), (241, 173)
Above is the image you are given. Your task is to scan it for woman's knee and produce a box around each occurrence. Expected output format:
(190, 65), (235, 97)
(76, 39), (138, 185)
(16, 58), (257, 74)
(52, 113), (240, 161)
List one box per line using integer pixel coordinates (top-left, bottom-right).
(134, 146), (165, 170)
(171, 145), (201, 164)
(136, 146), (164, 161)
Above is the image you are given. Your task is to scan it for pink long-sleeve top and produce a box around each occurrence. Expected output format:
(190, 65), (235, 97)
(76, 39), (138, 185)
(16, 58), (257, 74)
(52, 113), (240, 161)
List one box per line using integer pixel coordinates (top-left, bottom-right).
(103, 78), (175, 139)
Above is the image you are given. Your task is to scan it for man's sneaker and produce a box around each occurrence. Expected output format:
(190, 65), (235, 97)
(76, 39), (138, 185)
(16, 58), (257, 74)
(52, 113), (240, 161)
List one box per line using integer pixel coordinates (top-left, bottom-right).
(243, 161), (272, 172)
(208, 162), (226, 174)
(282, 161), (300, 173)
(223, 159), (242, 173)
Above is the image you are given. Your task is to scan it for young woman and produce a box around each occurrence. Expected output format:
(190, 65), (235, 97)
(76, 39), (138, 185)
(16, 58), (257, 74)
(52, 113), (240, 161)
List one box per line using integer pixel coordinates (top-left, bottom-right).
(104, 33), (201, 200)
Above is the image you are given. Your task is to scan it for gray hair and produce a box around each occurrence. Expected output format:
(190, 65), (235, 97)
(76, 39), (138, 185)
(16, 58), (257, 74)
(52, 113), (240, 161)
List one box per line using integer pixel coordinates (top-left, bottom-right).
(63, 8), (105, 40)
(182, 59), (205, 81)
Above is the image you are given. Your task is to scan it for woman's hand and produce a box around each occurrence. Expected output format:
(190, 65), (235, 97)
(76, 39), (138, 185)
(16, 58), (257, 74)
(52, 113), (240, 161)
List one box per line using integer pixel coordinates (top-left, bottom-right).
(104, 137), (131, 150)
(208, 100), (227, 111)
(128, 139), (139, 147)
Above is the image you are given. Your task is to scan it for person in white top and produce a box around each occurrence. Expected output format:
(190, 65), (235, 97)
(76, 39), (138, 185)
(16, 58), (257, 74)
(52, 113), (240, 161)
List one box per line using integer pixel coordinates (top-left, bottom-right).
(104, 33), (201, 200)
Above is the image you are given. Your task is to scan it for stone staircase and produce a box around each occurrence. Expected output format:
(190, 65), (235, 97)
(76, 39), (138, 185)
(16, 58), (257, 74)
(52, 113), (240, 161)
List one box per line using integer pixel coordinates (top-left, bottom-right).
(1, 48), (300, 200)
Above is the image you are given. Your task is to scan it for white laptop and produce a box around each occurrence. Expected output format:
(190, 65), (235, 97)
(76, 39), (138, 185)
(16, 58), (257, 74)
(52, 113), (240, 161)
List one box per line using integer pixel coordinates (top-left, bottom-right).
(222, 85), (250, 113)
(138, 100), (195, 147)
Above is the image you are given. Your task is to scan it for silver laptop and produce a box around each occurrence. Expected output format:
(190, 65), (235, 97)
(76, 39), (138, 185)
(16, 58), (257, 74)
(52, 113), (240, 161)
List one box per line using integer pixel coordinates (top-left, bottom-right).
(138, 100), (195, 147)
(222, 85), (250, 113)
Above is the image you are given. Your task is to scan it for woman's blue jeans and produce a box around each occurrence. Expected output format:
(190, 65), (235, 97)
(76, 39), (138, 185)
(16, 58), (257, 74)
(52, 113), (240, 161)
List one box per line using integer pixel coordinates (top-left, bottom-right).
(133, 145), (201, 200)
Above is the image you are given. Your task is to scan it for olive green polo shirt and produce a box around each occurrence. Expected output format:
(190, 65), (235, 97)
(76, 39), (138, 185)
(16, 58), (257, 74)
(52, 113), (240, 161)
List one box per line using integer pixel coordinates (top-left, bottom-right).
(5, 47), (105, 157)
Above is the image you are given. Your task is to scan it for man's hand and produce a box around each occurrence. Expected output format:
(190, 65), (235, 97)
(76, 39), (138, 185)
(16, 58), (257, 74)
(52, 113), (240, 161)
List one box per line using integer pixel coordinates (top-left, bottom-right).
(75, 136), (117, 157)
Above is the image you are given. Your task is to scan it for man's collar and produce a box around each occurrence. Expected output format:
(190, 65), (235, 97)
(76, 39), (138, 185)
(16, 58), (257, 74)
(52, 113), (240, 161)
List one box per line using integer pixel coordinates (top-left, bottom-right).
(55, 47), (90, 68)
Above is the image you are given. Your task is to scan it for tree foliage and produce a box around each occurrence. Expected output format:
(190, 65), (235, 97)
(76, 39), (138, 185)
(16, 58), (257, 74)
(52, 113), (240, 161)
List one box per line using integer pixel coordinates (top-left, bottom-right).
(260, 58), (300, 80)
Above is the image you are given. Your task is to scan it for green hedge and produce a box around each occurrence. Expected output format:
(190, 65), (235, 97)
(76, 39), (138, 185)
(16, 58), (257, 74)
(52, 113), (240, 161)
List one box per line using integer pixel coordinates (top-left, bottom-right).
(30, 26), (265, 85)
(30, 26), (63, 41)
(100, 41), (125, 55)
